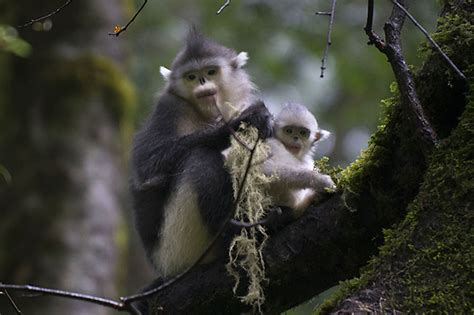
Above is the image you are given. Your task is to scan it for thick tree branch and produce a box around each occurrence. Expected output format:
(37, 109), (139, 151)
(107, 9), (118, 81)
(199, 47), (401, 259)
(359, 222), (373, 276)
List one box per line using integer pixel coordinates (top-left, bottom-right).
(143, 192), (385, 314)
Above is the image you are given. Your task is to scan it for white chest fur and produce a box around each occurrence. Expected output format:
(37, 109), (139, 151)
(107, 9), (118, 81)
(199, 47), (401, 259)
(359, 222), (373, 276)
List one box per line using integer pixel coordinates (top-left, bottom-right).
(153, 177), (214, 277)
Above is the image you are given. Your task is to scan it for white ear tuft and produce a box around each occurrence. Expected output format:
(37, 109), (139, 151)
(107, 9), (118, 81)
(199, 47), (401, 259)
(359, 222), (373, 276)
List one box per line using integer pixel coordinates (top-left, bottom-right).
(233, 52), (249, 68)
(315, 129), (331, 142)
(160, 66), (172, 81)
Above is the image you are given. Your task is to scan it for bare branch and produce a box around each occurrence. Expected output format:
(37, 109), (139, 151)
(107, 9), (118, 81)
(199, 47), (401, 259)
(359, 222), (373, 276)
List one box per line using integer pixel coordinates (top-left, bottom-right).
(364, 0), (387, 52)
(17, 0), (72, 28)
(230, 207), (283, 228)
(216, 0), (232, 15)
(109, 0), (148, 37)
(318, 0), (337, 78)
(0, 283), (140, 314)
(390, 0), (466, 81)
(121, 136), (261, 305)
(1, 288), (22, 314)
(364, 0), (438, 157)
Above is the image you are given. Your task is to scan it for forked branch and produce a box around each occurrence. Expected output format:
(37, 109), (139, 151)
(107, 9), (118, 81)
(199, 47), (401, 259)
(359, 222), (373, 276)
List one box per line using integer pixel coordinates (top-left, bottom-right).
(365, 0), (438, 157)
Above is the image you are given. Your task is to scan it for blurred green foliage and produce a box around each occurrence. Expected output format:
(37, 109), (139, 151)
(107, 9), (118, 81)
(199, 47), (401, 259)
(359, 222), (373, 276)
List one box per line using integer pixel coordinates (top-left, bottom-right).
(126, 0), (440, 165)
(0, 24), (31, 57)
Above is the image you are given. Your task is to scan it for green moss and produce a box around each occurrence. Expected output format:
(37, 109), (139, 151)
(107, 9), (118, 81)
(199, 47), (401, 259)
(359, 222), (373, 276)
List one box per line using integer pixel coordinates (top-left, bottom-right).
(315, 4), (473, 313)
(363, 73), (474, 312)
(416, 4), (473, 138)
(42, 54), (136, 141)
(313, 278), (367, 315)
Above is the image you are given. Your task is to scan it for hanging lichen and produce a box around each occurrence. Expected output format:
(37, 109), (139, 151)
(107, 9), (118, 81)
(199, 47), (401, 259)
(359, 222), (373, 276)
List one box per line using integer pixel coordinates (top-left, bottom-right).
(224, 123), (275, 314)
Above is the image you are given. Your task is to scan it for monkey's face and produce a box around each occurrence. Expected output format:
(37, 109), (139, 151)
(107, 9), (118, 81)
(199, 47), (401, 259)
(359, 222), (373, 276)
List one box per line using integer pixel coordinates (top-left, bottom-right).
(165, 50), (254, 122)
(276, 125), (313, 158)
(178, 65), (222, 118)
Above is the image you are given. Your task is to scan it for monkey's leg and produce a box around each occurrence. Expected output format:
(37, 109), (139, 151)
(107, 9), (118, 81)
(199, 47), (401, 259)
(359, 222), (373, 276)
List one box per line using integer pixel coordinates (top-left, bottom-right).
(293, 189), (318, 216)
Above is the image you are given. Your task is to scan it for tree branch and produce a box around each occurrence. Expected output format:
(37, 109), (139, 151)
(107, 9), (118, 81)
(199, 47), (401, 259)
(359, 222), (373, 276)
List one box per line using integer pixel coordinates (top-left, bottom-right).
(318, 0), (338, 78)
(109, 0), (148, 37)
(0, 283), (139, 315)
(390, 0), (466, 81)
(216, 0), (232, 15)
(365, 0), (438, 157)
(1, 288), (22, 314)
(17, 0), (72, 28)
(141, 192), (385, 314)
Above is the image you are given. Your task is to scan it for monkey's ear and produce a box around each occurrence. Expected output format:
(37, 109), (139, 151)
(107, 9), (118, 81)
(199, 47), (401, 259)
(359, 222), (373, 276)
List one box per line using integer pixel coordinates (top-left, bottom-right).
(314, 129), (331, 142)
(231, 52), (249, 69)
(160, 66), (172, 81)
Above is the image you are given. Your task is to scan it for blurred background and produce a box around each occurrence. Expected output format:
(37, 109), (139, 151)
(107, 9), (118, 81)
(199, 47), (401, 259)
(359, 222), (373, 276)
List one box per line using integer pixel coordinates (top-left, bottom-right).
(0, 1), (439, 314)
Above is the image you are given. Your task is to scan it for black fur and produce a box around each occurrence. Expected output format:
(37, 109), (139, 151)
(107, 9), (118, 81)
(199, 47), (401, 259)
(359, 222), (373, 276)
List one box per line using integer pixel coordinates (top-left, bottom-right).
(131, 92), (272, 262)
(171, 28), (237, 71)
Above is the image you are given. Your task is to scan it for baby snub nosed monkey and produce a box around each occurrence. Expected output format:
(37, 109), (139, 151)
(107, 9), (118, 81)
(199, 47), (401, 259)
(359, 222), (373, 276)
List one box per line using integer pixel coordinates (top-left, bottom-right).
(263, 102), (335, 218)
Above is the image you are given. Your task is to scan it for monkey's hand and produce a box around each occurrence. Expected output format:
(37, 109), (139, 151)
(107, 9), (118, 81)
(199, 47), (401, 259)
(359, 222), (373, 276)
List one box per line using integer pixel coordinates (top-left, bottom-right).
(311, 173), (336, 191)
(237, 100), (273, 139)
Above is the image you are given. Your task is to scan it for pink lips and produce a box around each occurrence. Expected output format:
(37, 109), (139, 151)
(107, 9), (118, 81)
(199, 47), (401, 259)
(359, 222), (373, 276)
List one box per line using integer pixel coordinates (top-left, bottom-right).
(286, 144), (301, 155)
(195, 89), (217, 99)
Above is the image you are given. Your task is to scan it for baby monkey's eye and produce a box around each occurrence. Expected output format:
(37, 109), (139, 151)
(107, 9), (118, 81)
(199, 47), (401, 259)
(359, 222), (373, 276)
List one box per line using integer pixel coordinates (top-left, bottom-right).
(187, 74), (197, 81)
(207, 68), (217, 75)
(300, 130), (308, 137)
(285, 128), (293, 134)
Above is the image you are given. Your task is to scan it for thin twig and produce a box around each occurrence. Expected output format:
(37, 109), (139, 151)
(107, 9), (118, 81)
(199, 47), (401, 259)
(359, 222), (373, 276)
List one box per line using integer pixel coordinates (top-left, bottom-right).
(364, 0), (387, 52)
(230, 218), (267, 228)
(1, 289), (22, 314)
(390, 0), (466, 81)
(319, 0), (337, 78)
(17, 0), (72, 28)
(109, 0), (148, 36)
(212, 100), (252, 151)
(0, 284), (139, 315)
(121, 136), (261, 305)
(216, 0), (232, 15)
(230, 207), (282, 228)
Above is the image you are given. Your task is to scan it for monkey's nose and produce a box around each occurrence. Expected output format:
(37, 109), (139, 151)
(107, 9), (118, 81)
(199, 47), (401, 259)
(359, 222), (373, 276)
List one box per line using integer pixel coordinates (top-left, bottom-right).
(199, 77), (206, 85)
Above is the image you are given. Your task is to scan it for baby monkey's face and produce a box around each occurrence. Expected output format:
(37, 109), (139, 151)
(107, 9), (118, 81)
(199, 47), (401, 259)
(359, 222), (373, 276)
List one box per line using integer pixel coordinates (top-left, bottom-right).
(276, 125), (312, 157)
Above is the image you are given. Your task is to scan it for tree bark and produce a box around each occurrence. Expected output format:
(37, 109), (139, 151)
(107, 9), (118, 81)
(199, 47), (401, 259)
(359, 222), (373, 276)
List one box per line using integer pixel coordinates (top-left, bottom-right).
(0, 1), (134, 314)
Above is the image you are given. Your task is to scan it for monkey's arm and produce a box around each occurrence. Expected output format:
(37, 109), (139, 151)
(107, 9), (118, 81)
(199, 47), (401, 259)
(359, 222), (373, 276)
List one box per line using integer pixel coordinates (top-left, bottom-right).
(180, 100), (273, 149)
(148, 101), (272, 167)
(270, 167), (335, 191)
(133, 99), (272, 189)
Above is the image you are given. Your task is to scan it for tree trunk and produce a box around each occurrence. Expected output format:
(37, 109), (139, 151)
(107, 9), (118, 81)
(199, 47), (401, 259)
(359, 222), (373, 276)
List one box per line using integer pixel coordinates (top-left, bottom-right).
(323, 1), (473, 313)
(0, 1), (135, 314)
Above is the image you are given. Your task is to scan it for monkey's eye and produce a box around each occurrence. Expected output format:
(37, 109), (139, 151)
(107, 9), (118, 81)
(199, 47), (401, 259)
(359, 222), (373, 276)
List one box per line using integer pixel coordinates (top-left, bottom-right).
(299, 130), (308, 137)
(207, 68), (218, 76)
(186, 74), (197, 81)
(285, 128), (293, 134)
